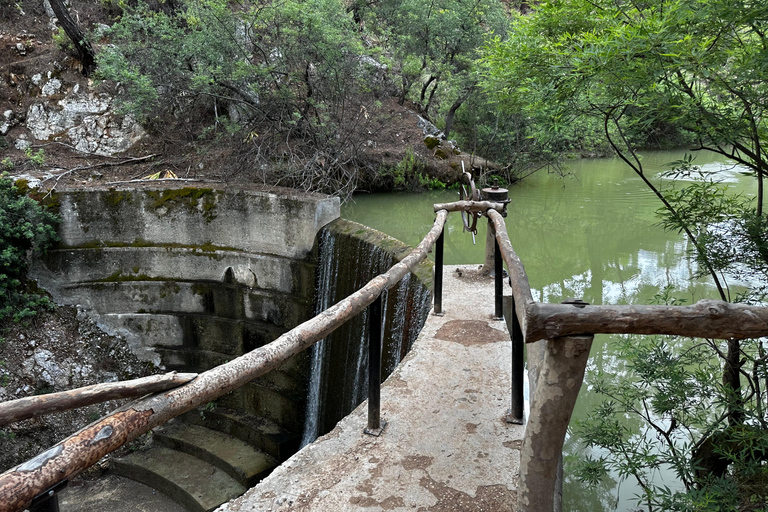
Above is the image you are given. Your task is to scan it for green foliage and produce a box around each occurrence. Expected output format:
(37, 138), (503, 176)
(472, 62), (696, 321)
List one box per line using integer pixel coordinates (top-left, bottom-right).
(52, 27), (74, 51)
(378, 147), (433, 190)
(363, 0), (508, 124)
(417, 173), (445, 190)
(97, 0), (377, 199)
(571, 285), (768, 510)
(479, 0), (768, 175)
(1, 158), (12, 172)
(24, 148), (45, 168)
(658, 156), (768, 297)
(0, 173), (59, 322)
(482, 5), (768, 506)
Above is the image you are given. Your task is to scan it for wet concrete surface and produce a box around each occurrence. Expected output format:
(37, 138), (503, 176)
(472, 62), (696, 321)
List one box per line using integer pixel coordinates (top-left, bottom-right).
(217, 265), (522, 512)
(58, 474), (188, 512)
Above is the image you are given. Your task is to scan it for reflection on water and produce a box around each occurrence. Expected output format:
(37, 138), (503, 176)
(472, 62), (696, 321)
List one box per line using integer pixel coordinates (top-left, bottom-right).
(342, 150), (754, 511)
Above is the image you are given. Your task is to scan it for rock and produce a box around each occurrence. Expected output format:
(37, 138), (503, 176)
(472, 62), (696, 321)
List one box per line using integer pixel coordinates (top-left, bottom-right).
(32, 349), (70, 388)
(14, 136), (31, 151)
(32, 74), (43, 86)
(94, 24), (111, 37)
(423, 134), (440, 150)
(417, 115), (443, 138)
(26, 92), (146, 155)
(0, 110), (16, 135)
(43, 0), (55, 18)
(15, 42), (26, 55)
(41, 78), (62, 96)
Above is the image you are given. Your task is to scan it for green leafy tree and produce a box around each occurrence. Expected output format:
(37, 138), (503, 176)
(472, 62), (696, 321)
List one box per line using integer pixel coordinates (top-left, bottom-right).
(366, 0), (508, 136)
(481, 0), (768, 508)
(0, 175), (59, 322)
(97, 0), (375, 199)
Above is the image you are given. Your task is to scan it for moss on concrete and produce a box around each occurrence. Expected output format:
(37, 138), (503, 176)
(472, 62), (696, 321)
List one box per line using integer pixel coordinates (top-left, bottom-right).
(61, 239), (235, 258)
(146, 188), (219, 221)
(104, 189), (133, 209)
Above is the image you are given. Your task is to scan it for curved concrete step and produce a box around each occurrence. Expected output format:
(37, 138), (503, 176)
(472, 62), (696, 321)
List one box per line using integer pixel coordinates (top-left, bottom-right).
(154, 422), (277, 487)
(181, 406), (300, 461)
(111, 446), (245, 512)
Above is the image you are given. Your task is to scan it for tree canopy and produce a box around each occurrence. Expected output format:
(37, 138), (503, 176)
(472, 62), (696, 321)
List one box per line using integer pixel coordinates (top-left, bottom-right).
(481, 1), (768, 509)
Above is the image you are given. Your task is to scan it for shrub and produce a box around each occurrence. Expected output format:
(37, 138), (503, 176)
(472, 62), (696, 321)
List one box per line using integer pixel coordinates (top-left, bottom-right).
(0, 174), (59, 322)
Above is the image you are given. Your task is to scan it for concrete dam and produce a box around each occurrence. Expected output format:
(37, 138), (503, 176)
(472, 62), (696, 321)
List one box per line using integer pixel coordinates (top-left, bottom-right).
(30, 184), (433, 511)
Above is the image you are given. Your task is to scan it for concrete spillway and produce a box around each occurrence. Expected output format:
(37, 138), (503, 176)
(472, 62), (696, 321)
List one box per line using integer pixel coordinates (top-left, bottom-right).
(30, 184), (434, 512)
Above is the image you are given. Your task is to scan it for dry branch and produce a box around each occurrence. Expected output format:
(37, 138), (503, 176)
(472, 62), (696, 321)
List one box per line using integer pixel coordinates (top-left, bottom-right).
(432, 200), (506, 213)
(525, 300), (768, 343)
(0, 372), (198, 427)
(0, 211), (447, 512)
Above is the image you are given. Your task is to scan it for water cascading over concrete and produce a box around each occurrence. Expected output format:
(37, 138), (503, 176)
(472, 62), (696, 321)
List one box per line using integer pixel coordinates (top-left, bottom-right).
(301, 219), (433, 446)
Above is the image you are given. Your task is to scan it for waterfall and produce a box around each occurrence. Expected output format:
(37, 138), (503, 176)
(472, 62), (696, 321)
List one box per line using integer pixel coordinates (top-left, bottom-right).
(301, 220), (432, 447)
(300, 229), (336, 447)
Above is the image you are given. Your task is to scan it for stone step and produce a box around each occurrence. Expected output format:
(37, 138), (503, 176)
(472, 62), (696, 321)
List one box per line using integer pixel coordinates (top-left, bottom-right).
(182, 406), (300, 462)
(154, 422), (277, 487)
(111, 446), (245, 512)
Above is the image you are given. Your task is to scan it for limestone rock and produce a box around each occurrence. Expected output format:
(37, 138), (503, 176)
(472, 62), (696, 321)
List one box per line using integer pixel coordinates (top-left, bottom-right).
(14, 135), (31, 151)
(40, 78), (62, 96)
(26, 91), (145, 156)
(1, 110), (16, 135)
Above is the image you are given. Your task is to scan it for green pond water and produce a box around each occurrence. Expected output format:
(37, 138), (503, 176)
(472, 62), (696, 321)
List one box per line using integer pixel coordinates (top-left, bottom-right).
(342, 150), (756, 511)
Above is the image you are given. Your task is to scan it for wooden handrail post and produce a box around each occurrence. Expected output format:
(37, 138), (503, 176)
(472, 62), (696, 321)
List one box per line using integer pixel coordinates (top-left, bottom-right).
(518, 334), (593, 512)
(494, 236), (503, 320)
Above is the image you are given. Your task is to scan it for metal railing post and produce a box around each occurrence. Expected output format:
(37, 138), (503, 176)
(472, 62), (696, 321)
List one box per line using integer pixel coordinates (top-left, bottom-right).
(365, 294), (385, 436)
(29, 481), (67, 512)
(433, 227), (444, 315)
(508, 295), (524, 424)
(494, 237), (503, 320)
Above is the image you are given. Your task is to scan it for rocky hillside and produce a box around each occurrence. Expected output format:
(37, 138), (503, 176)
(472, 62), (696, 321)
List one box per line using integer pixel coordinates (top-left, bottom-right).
(1, 0), (494, 195)
(0, 0), (500, 473)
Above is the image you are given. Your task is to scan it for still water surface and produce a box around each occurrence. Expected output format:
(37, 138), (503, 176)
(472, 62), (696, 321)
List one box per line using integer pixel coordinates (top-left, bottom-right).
(342, 150), (754, 511)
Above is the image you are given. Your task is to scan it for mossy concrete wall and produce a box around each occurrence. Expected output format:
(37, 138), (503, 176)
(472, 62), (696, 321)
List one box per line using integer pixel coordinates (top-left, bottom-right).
(31, 184), (339, 435)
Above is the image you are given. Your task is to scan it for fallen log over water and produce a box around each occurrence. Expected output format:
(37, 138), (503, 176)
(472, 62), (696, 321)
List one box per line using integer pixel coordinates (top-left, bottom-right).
(0, 210), (448, 512)
(0, 372), (198, 427)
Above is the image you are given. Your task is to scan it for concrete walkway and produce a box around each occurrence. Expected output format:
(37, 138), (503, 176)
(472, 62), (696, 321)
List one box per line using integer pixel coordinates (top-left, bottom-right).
(218, 265), (523, 512)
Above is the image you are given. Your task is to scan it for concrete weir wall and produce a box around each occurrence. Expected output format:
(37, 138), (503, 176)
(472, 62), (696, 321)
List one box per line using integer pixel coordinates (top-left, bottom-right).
(31, 184), (339, 435)
(303, 218), (433, 443)
(30, 185), (434, 461)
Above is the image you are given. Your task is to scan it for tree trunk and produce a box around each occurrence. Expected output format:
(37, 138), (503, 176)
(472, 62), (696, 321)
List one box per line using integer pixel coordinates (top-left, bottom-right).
(420, 75), (437, 104)
(49, 0), (96, 76)
(443, 85), (474, 139)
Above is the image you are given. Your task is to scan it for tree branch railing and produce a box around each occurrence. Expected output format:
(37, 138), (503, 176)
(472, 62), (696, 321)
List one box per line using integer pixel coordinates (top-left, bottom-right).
(0, 211), (447, 512)
(437, 202), (768, 512)
(4, 197), (768, 512)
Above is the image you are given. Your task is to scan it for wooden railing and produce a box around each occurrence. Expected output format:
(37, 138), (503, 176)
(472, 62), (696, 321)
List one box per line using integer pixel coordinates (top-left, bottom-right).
(2, 200), (768, 512)
(442, 201), (768, 512)
(0, 211), (447, 512)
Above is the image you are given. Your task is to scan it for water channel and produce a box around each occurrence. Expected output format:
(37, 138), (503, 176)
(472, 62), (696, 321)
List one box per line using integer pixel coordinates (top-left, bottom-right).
(341, 150), (755, 512)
